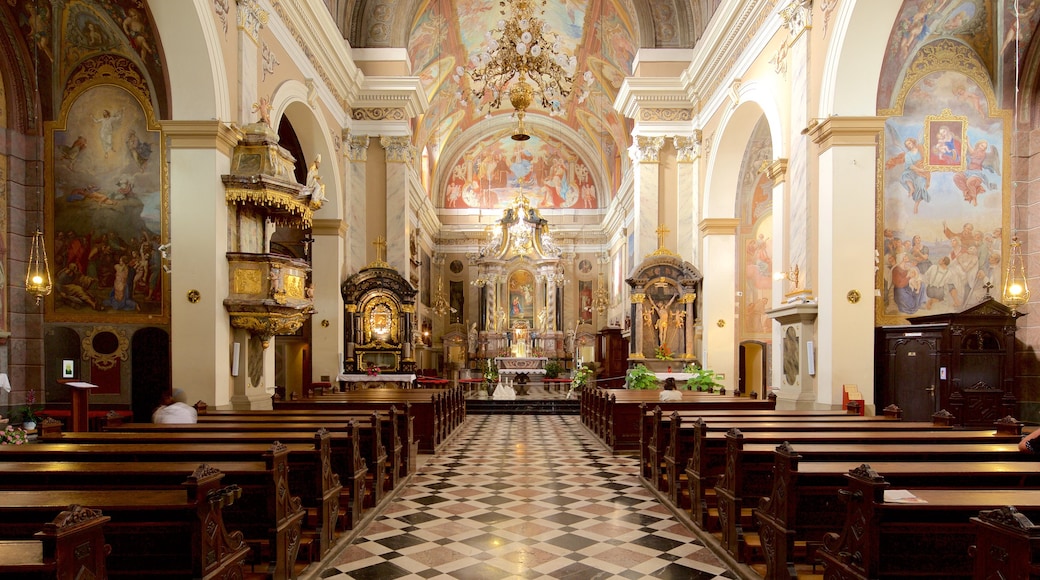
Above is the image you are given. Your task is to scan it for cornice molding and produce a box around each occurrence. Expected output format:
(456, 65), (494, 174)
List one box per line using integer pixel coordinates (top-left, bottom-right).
(161, 120), (241, 155)
(807, 116), (885, 152)
(699, 218), (740, 235)
(312, 218), (348, 236)
(355, 76), (429, 119)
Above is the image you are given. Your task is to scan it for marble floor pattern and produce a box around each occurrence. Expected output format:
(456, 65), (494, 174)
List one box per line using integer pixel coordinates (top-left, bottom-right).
(314, 414), (736, 580)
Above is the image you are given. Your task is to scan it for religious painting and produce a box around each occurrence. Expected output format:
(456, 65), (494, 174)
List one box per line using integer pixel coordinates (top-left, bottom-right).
(449, 280), (464, 324)
(507, 269), (534, 325)
(923, 111), (967, 171)
(578, 259), (592, 275)
(442, 134), (598, 210)
(737, 117), (773, 338)
(46, 78), (167, 323)
(878, 40), (1009, 324)
(578, 280), (593, 324)
(421, 251), (431, 307)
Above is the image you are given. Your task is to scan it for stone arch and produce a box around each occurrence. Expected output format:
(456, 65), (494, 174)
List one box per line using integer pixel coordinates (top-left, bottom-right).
(149, 2), (229, 121)
(272, 83), (342, 219)
(818, 0), (902, 117)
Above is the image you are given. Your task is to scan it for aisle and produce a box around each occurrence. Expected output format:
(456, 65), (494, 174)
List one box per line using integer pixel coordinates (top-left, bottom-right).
(314, 414), (736, 579)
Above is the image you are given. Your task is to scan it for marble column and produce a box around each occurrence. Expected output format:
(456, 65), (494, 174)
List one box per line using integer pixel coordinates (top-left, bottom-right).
(345, 133), (370, 274)
(781, 0), (813, 292)
(631, 293), (646, 359)
(236, 0), (265, 126)
(674, 134), (701, 263)
(681, 293), (696, 359)
(382, 136), (414, 274)
(628, 136), (665, 261)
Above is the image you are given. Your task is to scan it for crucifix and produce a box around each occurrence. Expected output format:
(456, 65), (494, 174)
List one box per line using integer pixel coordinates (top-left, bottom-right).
(372, 236), (387, 263)
(655, 224), (670, 251)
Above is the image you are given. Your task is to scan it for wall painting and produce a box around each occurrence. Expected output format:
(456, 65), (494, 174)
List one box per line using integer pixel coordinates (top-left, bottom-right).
(507, 269), (535, 326)
(878, 39), (1009, 325)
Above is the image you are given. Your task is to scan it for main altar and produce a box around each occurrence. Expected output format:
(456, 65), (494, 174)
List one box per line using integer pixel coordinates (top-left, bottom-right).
(494, 356), (547, 396)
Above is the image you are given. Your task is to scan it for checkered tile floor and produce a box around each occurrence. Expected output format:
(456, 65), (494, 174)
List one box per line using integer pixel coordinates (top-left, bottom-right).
(314, 414), (736, 579)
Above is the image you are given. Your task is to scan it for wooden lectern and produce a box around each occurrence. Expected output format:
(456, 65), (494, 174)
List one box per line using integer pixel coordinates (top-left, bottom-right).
(60, 381), (98, 432)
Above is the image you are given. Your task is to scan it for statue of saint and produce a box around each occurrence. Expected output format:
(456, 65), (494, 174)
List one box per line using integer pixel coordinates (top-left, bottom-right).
(298, 155), (327, 208)
(468, 323), (478, 354)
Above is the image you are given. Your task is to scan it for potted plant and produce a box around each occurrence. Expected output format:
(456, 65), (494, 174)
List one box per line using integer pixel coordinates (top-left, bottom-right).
(544, 360), (563, 379)
(20, 389), (41, 430)
(568, 363), (593, 398)
(683, 362), (723, 392)
(625, 364), (659, 390)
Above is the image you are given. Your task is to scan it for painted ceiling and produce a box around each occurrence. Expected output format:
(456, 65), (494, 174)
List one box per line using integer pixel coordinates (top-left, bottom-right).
(405, 0), (638, 210)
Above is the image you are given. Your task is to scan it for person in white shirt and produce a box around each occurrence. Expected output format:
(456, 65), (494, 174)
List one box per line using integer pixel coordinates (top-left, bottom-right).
(659, 377), (683, 401)
(152, 389), (198, 424)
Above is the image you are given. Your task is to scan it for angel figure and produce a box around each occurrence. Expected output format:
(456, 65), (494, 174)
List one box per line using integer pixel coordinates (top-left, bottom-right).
(885, 136), (931, 214)
(953, 139), (1000, 206)
(252, 96), (273, 128)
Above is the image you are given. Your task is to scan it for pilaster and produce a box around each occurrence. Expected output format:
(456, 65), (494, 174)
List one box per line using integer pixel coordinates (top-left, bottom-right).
(345, 132), (370, 274)
(629, 136), (665, 262)
(381, 135), (415, 276)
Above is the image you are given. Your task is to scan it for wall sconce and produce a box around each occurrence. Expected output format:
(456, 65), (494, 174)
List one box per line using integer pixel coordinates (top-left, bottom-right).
(1003, 235), (1029, 316)
(773, 264), (800, 288)
(432, 276), (450, 316)
(25, 226), (52, 305)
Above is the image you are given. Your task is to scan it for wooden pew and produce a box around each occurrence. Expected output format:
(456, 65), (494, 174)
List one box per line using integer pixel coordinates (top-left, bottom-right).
(193, 404), (417, 480)
(0, 466), (251, 579)
(755, 443), (1040, 580)
(816, 465), (1040, 580)
(713, 433), (1027, 565)
(104, 415), (395, 507)
(584, 389), (777, 452)
(0, 505), (111, 580)
(0, 435), (348, 552)
(274, 387), (463, 453)
(969, 506), (1040, 580)
(0, 445), (306, 579)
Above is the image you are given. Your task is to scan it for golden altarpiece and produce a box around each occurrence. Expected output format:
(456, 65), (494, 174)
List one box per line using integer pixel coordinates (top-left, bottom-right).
(626, 230), (702, 370)
(341, 241), (418, 374)
(221, 121), (316, 406)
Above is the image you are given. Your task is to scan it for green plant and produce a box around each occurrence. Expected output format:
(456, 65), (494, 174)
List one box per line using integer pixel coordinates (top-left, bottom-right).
(654, 345), (673, 360)
(625, 364), (659, 390)
(482, 358), (499, 383)
(683, 363), (723, 392)
(569, 364), (593, 397)
(544, 360), (563, 379)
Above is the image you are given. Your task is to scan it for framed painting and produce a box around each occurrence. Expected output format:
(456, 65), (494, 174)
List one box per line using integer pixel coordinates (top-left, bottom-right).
(507, 269), (534, 326)
(45, 73), (168, 323)
(923, 109), (968, 172)
(578, 279), (593, 324)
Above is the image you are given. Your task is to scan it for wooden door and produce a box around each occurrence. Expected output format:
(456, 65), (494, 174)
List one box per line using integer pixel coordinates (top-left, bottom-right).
(885, 336), (939, 422)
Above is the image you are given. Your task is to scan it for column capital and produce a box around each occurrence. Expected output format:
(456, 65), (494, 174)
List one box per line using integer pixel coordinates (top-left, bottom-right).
(161, 120), (241, 156)
(698, 218), (739, 236)
(761, 158), (789, 186)
(236, 0), (268, 45)
(673, 132), (702, 162)
(628, 136), (666, 163)
(346, 133), (370, 161)
(380, 135), (414, 163)
(780, 0), (812, 39)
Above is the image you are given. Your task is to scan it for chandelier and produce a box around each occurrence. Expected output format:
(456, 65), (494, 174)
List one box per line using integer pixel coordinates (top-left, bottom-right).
(467, 0), (588, 140)
(432, 276), (450, 316)
(594, 272), (609, 314)
(25, 226), (52, 305)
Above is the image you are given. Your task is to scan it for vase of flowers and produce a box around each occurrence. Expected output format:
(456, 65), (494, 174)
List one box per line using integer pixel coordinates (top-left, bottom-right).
(21, 389), (41, 430)
(483, 358), (499, 396)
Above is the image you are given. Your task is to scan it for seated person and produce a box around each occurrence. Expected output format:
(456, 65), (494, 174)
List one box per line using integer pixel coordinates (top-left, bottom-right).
(1021, 427), (1040, 453)
(152, 388), (198, 424)
(659, 377), (683, 402)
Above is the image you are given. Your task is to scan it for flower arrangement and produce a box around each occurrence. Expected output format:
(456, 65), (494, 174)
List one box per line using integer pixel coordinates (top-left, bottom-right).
(482, 358), (499, 383)
(654, 345), (673, 360)
(567, 363), (594, 398)
(21, 389), (41, 424)
(0, 425), (29, 445)
(366, 364), (381, 377)
(625, 364), (659, 390)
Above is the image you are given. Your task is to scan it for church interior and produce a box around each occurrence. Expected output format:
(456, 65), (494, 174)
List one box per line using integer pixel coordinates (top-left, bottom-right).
(0, 0), (1039, 578)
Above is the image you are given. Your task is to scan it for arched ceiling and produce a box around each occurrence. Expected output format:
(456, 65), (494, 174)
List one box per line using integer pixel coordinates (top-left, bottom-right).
(339, 0), (722, 211)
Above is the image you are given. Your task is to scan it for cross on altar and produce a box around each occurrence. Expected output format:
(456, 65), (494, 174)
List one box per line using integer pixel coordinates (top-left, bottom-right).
(655, 225), (670, 250)
(373, 236), (387, 262)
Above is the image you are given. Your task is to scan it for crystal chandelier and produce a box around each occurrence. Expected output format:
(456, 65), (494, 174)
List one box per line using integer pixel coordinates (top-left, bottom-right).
(467, 0), (588, 140)
(1003, 235), (1029, 315)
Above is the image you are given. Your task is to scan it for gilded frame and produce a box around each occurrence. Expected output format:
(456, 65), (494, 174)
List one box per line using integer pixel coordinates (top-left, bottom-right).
(45, 58), (169, 323)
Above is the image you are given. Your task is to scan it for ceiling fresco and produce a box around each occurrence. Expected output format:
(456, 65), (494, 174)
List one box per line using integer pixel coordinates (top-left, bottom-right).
(406, 0), (637, 209)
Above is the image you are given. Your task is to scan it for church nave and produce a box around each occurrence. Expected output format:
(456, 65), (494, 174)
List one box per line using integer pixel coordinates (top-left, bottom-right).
(313, 414), (736, 580)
